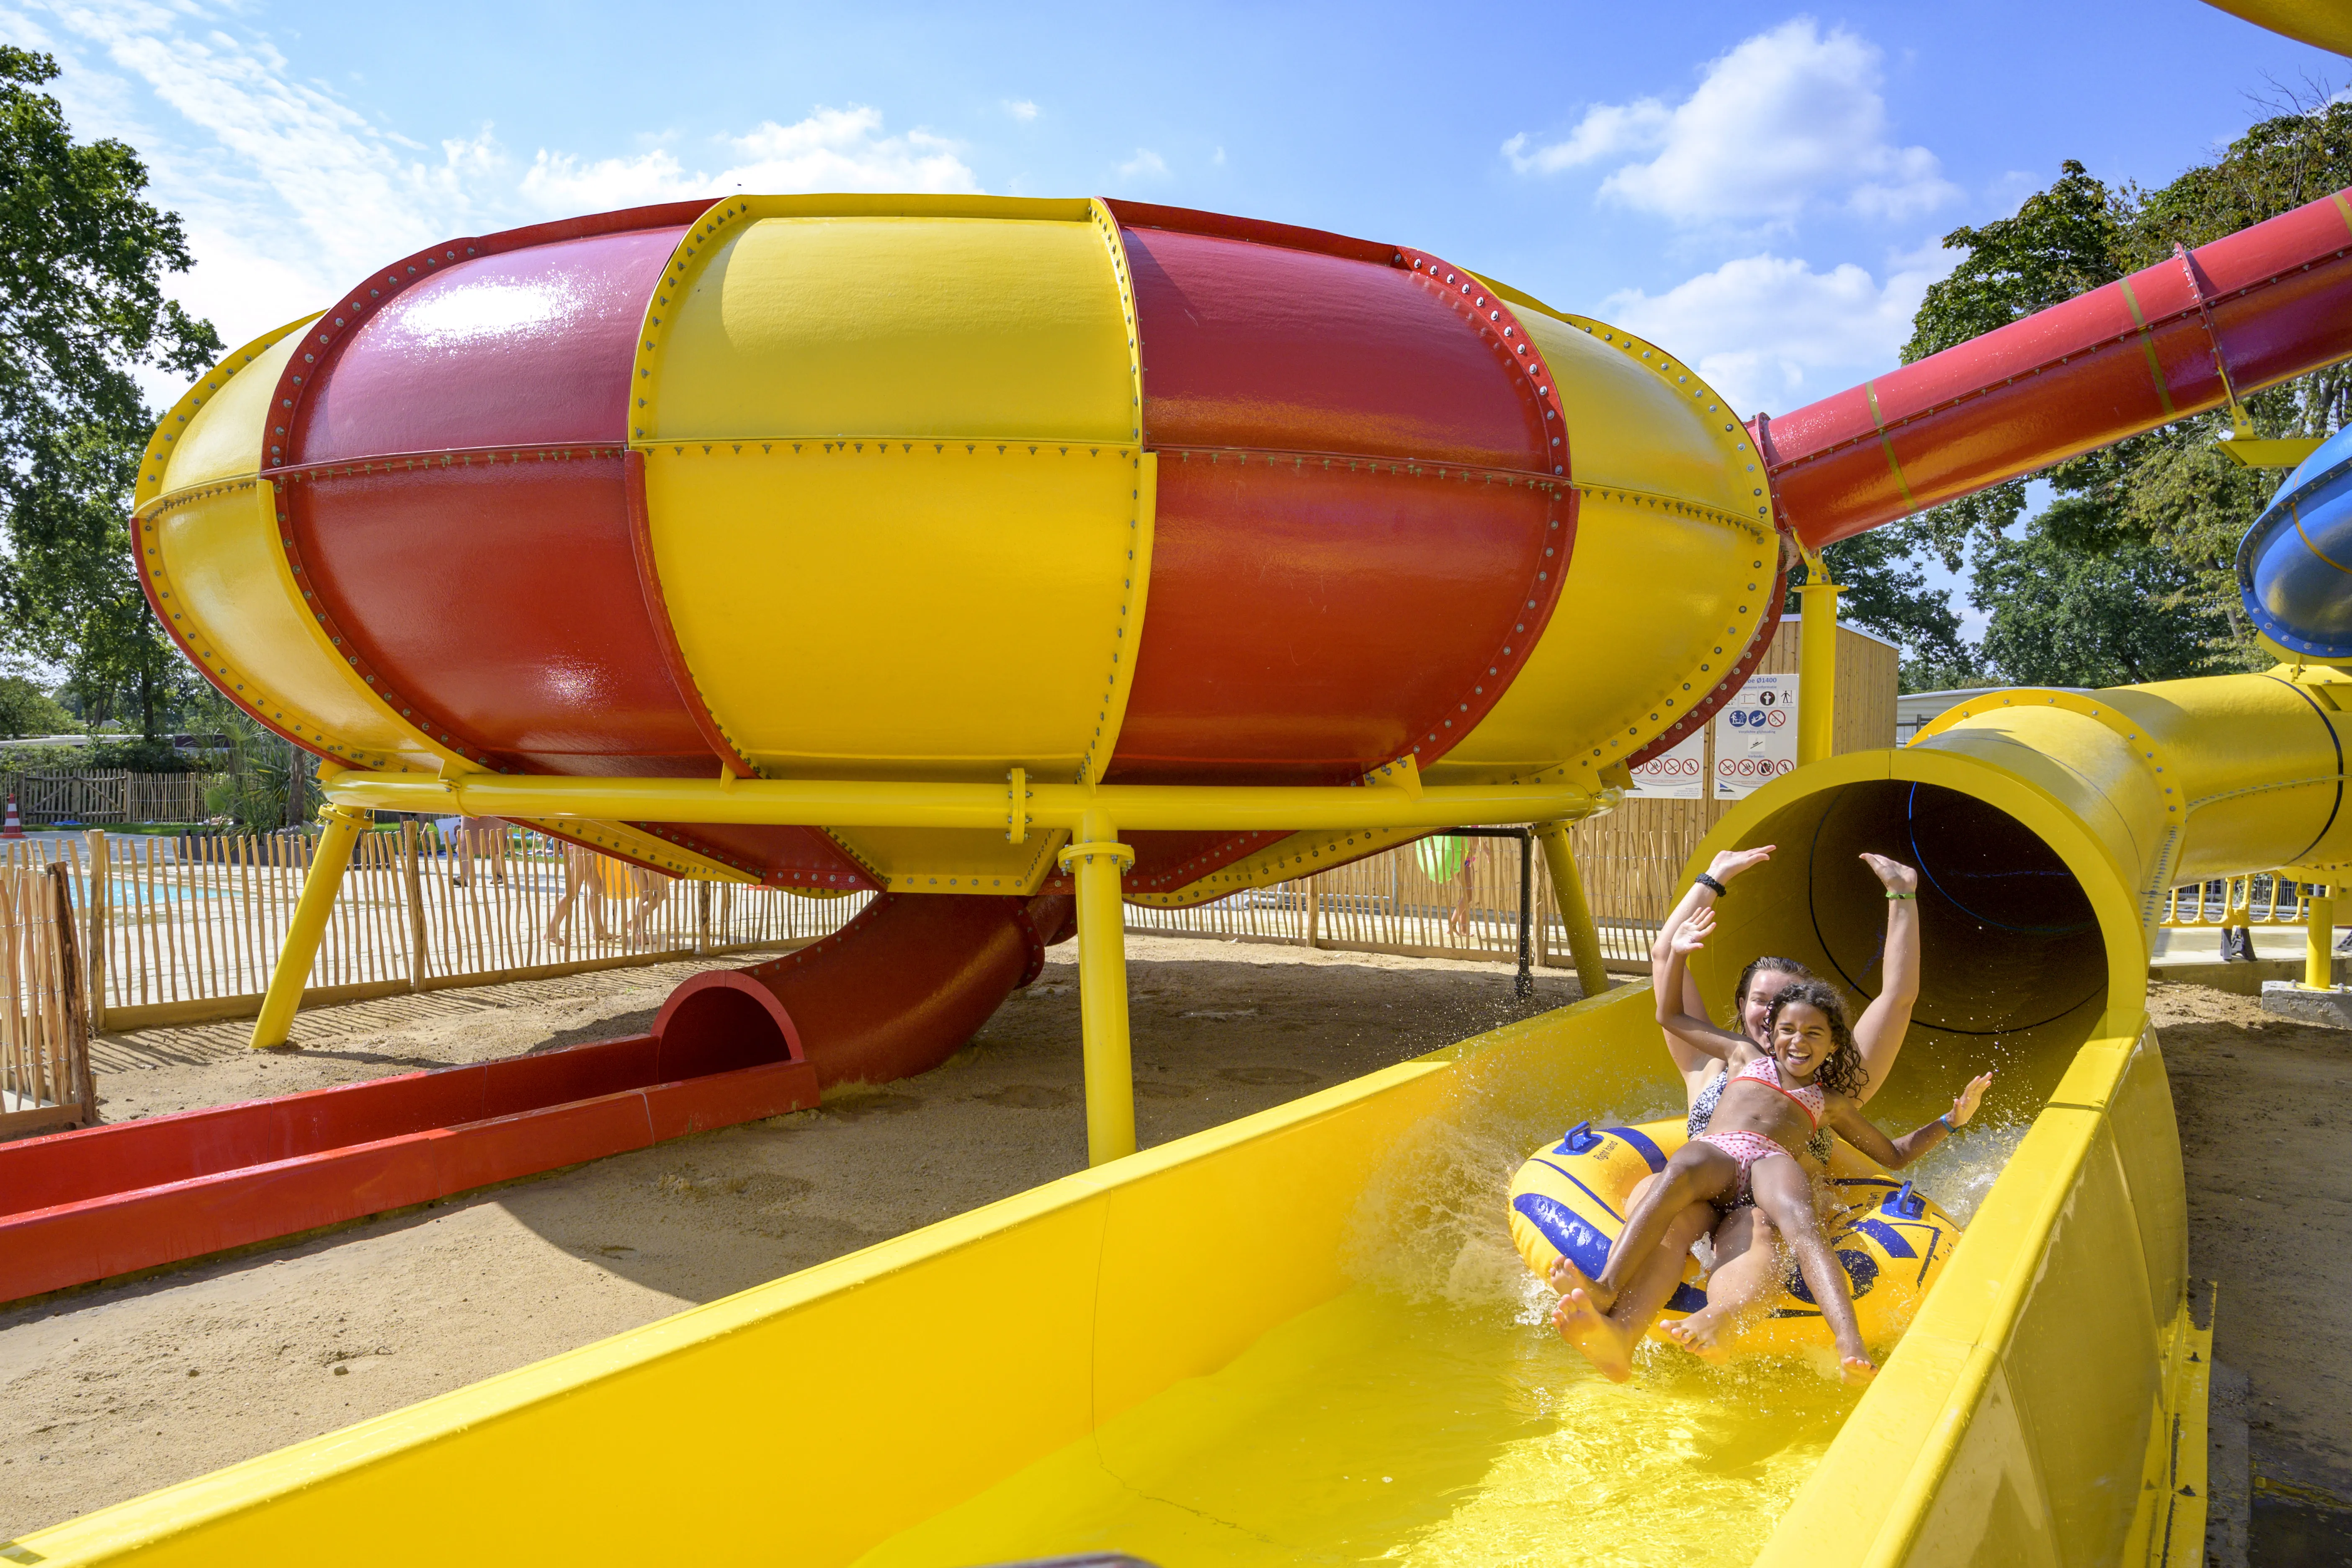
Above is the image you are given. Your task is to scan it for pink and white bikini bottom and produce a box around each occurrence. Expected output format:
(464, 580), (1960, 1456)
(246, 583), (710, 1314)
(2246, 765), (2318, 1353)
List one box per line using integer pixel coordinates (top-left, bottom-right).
(1692, 1128), (1795, 1208)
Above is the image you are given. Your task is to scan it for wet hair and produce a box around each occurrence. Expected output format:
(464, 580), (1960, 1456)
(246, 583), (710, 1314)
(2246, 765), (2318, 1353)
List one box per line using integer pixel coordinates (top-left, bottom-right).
(1763, 978), (1869, 1099)
(1730, 955), (1816, 1031)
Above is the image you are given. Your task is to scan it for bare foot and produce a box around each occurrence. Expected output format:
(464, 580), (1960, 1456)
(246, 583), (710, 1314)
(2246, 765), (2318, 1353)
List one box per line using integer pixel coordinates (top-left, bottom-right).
(1550, 1289), (1636, 1382)
(1840, 1354), (1877, 1385)
(1546, 1255), (1615, 1316)
(1660, 1310), (1734, 1366)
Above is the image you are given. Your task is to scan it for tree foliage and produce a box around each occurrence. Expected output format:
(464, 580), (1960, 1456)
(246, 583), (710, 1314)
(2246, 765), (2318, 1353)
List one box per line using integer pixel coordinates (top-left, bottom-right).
(0, 48), (219, 735)
(1897, 101), (2352, 685)
(0, 672), (72, 737)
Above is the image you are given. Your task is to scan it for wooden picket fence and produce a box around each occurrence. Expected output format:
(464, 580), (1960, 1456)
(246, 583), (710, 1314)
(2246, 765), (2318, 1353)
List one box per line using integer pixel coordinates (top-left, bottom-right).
(2, 826), (868, 1032)
(1127, 830), (1661, 971)
(0, 770), (222, 827)
(0, 862), (93, 1136)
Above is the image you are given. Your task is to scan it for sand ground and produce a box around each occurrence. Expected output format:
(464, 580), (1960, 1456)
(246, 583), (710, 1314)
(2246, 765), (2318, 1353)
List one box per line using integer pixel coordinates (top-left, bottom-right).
(1, 958), (2346, 1547)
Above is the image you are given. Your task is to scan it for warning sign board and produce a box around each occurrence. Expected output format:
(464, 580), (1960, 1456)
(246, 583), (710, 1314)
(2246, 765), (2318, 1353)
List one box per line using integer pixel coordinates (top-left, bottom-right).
(1712, 673), (1798, 799)
(1626, 727), (1706, 799)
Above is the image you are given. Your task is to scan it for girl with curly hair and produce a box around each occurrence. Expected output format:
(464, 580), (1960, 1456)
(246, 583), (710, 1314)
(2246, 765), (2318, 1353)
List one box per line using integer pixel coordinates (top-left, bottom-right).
(1553, 906), (1992, 1383)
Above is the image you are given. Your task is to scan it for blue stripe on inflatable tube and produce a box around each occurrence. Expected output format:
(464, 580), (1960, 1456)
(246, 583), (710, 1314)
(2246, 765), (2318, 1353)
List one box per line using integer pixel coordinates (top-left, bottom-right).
(1607, 1124), (1668, 1174)
(1512, 1191), (1611, 1281)
(2238, 427), (2352, 659)
(1528, 1157), (1627, 1223)
(1851, 1216), (1918, 1259)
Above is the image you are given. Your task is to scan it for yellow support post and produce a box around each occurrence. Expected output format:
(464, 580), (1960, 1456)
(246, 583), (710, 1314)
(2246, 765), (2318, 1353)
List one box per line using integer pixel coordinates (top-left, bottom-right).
(1535, 822), (1609, 999)
(250, 804), (370, 1049)
(1797, 566), (1841, 767)
(2306, 884), (2337, 990)
(1059, 821), (1137, 1166)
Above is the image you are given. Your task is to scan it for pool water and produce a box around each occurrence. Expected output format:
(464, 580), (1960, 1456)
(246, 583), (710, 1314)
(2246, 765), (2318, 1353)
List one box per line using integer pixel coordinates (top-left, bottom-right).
(858, 1284), (1860, 1567)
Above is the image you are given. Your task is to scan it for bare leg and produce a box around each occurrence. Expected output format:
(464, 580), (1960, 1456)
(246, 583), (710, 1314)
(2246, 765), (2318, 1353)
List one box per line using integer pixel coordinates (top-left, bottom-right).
(1553, 1195), (1713, 1381)
(544, 878), (580, 946)
(1752, 1157), (1874, 1382)
(628, 878), (671, 948)
(1662, 1206), (1784, 1363)
(1554, 1143), (1736, 1327)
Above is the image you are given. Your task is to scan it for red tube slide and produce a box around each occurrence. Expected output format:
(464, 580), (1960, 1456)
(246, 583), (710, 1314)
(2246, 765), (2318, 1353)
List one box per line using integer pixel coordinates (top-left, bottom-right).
(1760, 185), (2352, 548)
(656, 891), (1074, 1089)
(0, 892), (1068, 1301)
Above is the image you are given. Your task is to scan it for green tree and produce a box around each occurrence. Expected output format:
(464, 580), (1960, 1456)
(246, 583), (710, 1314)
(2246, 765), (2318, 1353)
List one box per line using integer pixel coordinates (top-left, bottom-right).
(1896, 100), (2352, 680)
(1788, 522), (1986, 692)
(0, 48), (219, 736)
(1973, 498), (2228, 686)
(0, 672), (72, 736)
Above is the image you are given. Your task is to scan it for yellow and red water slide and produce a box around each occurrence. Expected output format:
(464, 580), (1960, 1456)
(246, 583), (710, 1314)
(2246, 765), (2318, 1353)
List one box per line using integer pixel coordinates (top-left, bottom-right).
(134, 195), (1776, 1079)
(40, 146), (2352, 1562)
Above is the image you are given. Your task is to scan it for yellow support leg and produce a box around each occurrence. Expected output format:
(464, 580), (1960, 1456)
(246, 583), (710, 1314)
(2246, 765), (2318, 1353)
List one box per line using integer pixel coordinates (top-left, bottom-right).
(1797, 573), (1842, 767)
(250, 804), (370, 1050)
(1060, 825), (1136, 1166)
(1535, 822), (1609, 999)
(2306, 887), (2337, 990)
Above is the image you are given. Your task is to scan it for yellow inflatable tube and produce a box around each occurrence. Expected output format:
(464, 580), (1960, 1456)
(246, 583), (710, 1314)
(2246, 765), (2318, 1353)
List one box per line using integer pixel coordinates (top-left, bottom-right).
(1508, 1118), (1963, 1357)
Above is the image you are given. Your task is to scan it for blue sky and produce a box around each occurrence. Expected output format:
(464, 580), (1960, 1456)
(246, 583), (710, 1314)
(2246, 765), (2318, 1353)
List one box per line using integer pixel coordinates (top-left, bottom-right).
(5, 0), (2343, 635)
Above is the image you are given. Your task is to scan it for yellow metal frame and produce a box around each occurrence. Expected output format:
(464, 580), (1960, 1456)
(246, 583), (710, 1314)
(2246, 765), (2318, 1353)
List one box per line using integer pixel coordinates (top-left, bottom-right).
(317, 770), (1594, 838)
(1060, 832), (1137, 1165)
(248, 805), (370, 1050)
(1797, 559), (1841, 767)
(1536, 819), (1610, 995)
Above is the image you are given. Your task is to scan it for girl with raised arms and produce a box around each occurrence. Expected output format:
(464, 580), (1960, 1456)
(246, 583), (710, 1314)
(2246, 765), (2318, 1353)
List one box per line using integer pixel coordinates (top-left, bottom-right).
(1555, 908), (1991, 1381)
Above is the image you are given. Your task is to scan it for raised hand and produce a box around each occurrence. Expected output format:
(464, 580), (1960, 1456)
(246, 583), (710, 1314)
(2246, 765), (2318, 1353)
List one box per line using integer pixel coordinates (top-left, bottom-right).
(1673, 906), (1716, 955)
(1708, 845), (1776, 885)
(1949, 1071), (1994, 1128)
(1860, 852), (1918, 895)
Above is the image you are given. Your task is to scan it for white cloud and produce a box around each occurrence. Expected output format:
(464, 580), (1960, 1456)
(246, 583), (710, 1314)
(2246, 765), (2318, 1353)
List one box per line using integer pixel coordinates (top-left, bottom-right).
(11, 2), (978, 358)
(519, 108), (977, 211)
(1003, 98), (1039, 121)
(1117, 148), (1169, 180)
(1505, 18), (1957, 227)
(1602, 242), (1955, 416)
(1503, 101), (1670, 175)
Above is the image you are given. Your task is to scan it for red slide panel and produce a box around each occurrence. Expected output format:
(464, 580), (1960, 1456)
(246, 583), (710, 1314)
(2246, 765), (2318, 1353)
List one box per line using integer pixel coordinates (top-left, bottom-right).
(654, 891), (1070, 1089)
(1763, 186), (2352, 549)
(0, 1018), (816, 1303)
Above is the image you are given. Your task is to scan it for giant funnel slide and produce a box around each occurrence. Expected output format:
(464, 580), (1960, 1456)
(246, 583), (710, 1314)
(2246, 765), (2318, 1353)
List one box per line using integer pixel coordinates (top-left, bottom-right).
(16, 180), (2352, 1563)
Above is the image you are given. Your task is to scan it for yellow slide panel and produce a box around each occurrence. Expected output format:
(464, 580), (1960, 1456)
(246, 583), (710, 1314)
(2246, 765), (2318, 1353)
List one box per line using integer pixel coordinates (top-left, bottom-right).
(642, 444), (1149, 781)
(1440, 295), (1778, 783)
(636, 200), (1149, 785)
(134, 322), (464, 778)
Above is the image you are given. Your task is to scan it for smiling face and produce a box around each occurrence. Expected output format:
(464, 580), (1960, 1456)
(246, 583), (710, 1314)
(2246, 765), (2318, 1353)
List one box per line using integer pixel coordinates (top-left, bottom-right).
(1771, 999), (1835, 1083)
(1741, 969), (1803, 1044)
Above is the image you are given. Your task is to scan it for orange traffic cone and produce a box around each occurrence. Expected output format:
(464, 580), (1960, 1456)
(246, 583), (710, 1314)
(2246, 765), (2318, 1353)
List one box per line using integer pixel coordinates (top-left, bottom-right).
(2, 794), (21, 839)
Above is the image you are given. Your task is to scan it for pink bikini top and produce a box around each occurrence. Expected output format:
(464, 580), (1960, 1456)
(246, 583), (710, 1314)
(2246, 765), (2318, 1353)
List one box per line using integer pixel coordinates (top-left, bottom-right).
(1736, 1053), (1824, 1129)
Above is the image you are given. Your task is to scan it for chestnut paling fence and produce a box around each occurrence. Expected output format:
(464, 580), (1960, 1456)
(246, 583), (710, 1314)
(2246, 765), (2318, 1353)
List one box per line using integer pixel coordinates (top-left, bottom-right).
(1126, 830), (1661, 971)
(0, 814), (2317, 1041)
(0, 862), (93, 1135)
(0, 826), (869, 1032)
(1129, 836), (2336, 966)
(0, 770), (223, 828)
